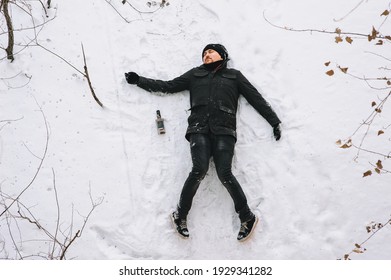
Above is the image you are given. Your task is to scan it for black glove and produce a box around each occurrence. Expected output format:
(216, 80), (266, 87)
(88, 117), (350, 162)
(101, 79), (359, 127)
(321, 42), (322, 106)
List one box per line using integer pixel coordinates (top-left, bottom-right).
(125, 72), (139, 84)
(273, 124), (281, 141)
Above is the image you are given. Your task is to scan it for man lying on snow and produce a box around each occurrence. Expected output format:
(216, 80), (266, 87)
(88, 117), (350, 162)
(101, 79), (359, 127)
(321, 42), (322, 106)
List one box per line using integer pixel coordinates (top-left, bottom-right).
(125, 44), (281, 242)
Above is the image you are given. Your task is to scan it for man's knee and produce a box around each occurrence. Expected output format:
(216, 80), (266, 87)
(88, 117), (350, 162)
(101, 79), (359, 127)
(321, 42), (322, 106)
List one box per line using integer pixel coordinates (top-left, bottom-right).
(190, 165), (208, 180)
(216, 165), (233, 183)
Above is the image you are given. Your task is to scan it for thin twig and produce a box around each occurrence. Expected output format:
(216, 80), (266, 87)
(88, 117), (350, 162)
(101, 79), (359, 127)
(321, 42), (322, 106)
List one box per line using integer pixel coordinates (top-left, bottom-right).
(104, 0), (160, 23)
(13, 198), (58, 242)
(333, 0), (366, 22)
(17, 210), (42, 230)
(4, 211), (23, 259)
(51, 168), (61, 259)
(347, 91), (391, 160)
(263, 11), (391, 41)
(344, 217), (391, 259)
(364, 51), (391, 62)
(37, 0), (48, 17)
(0, 6), (56, 36)
(81, 43), (104, 107)
(352, 144), (391, 159)
(0, 116), (24, 132)
(0, 100), (49, 217)
(127, 1), (162, 14)
(59, 230), (80, 260)
(2, 0), (15, 61)
(37, 43), (84, 76)
(59, 189), (103, 260)
(105, 0), (135, 23)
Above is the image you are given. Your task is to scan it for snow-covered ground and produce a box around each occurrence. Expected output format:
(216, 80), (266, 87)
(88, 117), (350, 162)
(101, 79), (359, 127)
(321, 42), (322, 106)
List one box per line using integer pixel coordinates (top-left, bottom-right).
(1, 0), (390, 260)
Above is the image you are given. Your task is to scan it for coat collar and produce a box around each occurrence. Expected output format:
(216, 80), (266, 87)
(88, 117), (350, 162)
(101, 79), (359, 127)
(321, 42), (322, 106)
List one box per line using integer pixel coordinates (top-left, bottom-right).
(200, 59), (228, 72)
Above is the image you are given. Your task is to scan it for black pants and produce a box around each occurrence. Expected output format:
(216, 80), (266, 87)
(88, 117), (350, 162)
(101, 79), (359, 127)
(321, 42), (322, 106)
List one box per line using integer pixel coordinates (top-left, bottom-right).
(177, 133), (253, 222)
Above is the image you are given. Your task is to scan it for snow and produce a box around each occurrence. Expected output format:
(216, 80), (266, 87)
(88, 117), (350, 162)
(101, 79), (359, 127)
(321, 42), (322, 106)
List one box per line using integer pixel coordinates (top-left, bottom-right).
(1, 0), (390, 260)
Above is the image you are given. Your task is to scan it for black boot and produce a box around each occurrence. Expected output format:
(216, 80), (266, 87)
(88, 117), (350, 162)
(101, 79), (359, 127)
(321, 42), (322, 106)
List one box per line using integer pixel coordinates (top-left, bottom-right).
(171, 211), (189, 239)
(237, 216), (258, 242)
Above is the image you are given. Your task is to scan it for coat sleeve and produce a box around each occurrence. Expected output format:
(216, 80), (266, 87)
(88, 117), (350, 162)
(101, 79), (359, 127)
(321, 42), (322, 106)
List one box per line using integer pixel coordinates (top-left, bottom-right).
(237, 71), (281, 127)
(136, 69), (193, 93)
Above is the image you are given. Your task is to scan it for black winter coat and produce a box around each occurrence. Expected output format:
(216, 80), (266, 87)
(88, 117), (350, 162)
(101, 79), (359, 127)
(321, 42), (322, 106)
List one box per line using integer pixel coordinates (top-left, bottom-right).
(137, 62), (281, 141)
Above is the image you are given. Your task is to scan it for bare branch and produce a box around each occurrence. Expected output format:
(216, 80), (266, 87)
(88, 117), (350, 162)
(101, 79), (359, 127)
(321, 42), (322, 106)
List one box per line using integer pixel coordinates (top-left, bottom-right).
(0, 100), (49, 217)
(33, 42), (104, 107)
(0, 0), (57, 62)
(81, 43), (104, 107)
(0, 8), (56, 36)
(36, 43), (84, 76)
(352, 144), (391, 159)
(37, 0), (48, 17)
(1, 178), (103, 259)
(263, 11), (391, 42)
(51, 168), (61, 259)
(4, 211), (23, 259)
(104, 0), (166, 23)
(59, 230), (80, 260)
(2, 0), (15, 61)
(105, 0), (137, 23)
(333, 0), (366, 22)
(344, 217), (391, 259)
(364, 51), (391, 62)
(0, 116), (24, 132)
(59, 188), (103, 260)
(127, 1), (163, 14)
(347, 91), (391, 160)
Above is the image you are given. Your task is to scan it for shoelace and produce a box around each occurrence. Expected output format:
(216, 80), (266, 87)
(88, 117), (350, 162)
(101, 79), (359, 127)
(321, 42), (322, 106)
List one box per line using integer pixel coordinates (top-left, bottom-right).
(239, 222), (249, 233)
(180, 219), (187, 229)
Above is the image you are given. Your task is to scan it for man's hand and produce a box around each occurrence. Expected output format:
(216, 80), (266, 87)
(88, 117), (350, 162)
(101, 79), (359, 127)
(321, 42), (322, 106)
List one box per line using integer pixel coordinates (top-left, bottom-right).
(125, 72), (139, 84)
(273, 124), (281, 141)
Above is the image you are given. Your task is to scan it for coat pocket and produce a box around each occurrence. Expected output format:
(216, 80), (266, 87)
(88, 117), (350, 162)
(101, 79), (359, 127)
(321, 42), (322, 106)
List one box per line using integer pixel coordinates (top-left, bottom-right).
(221, 73), (237, 80)
(220, 73), (237, 92)
(193, 71), (209, 78)
(217, 105), (237, 129)
(218, 104), (236, 115)
(191, 71), (209, 93)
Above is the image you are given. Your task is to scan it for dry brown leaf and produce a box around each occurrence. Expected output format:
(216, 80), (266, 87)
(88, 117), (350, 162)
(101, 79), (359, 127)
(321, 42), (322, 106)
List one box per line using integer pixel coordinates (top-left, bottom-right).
(363, 170), (372, 177)
(326, 69), (335, 76)
(376, 160), (383, 169)
(339, 66), (348, 74)
(335, 36), (343, 43)
(324, 61), (331, 66)
(353, 248), (364, 254)
(381, 10), (390, 16)
(345, 36), (353, 44)
(340, 144), (351, 148)
(378, 130), (384, 136)
(339, 139), (352, 149)
(372, 26), (379, 38)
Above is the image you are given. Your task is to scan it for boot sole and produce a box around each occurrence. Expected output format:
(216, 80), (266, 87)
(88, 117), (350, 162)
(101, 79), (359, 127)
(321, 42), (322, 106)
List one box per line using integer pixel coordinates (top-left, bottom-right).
(238, 216), (259, 242)
(170, 213), (189, 239)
